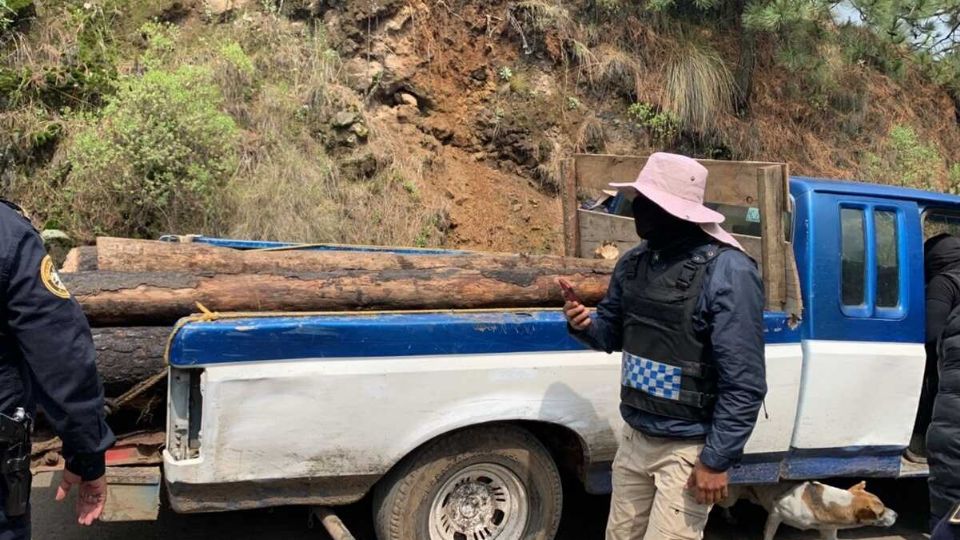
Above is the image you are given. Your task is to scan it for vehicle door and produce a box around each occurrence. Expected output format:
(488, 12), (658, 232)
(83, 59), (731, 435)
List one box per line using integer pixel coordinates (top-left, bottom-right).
(789, 193), (924, 476)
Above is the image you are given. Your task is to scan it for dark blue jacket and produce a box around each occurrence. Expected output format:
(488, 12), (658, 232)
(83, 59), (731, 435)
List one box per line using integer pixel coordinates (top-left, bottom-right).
(572, 241), (766, 471)
(0, 203), (114, 481)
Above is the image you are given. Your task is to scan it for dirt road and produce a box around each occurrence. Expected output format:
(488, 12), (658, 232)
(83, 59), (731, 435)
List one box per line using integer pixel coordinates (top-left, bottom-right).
(32, 473), (930, 540)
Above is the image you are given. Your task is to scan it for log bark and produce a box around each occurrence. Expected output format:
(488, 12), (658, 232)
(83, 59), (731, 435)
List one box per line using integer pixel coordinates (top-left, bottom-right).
(95, 237), (615, 274)
(61, 246), (98, 272)
(92, 327), (169, 392)
(65, 267), (612, 326)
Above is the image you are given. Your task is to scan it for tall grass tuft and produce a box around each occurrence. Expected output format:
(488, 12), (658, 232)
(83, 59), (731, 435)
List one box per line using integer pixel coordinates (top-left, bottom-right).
(510, 0), (576, 56)
(574, 115), (606, 152)
(513, 0), (573, 33)
(586, 44), (642, 96)
(663, 40), (733, 134)
(226, 142), (341, 243)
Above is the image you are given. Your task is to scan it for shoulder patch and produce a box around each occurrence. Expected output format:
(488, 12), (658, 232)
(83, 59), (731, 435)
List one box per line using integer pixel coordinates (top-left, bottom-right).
(40, 255), (70, 299)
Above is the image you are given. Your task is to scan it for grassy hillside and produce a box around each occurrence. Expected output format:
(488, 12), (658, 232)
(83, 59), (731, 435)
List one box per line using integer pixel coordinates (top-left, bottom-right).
(1, 0), (959, 252)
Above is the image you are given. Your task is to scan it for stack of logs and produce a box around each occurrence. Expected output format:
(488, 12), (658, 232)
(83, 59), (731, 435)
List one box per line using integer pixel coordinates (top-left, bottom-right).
(63, 237), (615, 397)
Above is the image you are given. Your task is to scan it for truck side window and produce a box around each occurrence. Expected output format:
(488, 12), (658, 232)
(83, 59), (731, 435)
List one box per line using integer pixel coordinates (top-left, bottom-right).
(875, 210), (900, 308)
(925, 210), (960, 239)
(841, 208), (866, 307)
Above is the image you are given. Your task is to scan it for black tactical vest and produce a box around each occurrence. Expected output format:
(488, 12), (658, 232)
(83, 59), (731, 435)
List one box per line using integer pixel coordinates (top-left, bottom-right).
(620, 243), (726, 422)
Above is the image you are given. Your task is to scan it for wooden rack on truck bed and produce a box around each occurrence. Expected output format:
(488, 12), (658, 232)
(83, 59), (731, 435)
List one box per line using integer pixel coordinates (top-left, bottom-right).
(560, 154), (802, 316)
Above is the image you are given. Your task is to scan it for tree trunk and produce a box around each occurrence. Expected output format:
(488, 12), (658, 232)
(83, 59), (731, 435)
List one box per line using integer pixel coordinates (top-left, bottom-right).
(92, 327), (170, 393)
(734, 30), (757, 116)
(733, 0), (756, 116)
(94, 237), (614, 274)
(65, 267), (612, 326)
(61, 246), (98, 272)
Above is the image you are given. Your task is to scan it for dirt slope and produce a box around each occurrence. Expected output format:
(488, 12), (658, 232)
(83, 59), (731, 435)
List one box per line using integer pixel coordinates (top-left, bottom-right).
(6, 0), (960, 252)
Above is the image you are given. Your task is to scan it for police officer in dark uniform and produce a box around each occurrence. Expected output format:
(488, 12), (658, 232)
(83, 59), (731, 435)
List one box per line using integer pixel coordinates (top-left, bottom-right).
(0, 200), (114, 537)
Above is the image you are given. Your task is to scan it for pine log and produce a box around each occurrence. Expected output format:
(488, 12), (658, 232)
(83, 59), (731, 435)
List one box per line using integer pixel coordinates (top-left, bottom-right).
(95, 237), (616, 274)
(64, 267), (611, 326)
(91, 327), (169, 392)
(61, 246), (98, 272)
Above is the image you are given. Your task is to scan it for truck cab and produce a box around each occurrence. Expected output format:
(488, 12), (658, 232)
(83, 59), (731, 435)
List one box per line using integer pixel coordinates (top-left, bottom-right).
(784, 178), (928, 479)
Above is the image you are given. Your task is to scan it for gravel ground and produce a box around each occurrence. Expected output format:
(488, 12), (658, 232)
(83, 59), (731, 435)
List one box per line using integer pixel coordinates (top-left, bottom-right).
(31, 473), (931, 540)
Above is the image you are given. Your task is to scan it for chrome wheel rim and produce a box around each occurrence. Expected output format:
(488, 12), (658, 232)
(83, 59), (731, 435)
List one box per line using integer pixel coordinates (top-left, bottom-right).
(428, 462), (528, 540)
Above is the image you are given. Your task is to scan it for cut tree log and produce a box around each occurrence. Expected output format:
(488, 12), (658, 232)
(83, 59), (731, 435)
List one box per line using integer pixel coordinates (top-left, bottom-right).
(61, 246), (98, 272)
(94, 237), (616, 274)
(64, 267), (612, 326)
(92, 327), (170, 392)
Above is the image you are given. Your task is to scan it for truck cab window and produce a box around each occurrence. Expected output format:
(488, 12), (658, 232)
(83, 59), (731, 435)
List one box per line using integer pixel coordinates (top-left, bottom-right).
(876, 210), (900, 308)
(841, 208), (866, 307)
(925, 210), (960, 239)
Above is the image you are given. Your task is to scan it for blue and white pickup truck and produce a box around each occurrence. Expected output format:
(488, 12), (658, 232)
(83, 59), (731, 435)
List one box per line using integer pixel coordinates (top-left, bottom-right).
(158, 154), (953, 540)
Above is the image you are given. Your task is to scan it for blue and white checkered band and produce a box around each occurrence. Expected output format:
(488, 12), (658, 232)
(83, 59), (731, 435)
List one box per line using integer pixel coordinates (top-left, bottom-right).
(622, 352), (682, 401)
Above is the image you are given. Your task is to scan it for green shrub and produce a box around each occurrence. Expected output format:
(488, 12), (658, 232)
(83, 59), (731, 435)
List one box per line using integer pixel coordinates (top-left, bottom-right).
(221, 42), (255, 76)
(61, 65), (239, 238)
(140, 21), (179, 69)
(401, 178), (420, 201)
(949, 163), (960, 195)
(865, 125), (942, 191)
(628, 102), (681, 142)
(215, 41), (257, 111)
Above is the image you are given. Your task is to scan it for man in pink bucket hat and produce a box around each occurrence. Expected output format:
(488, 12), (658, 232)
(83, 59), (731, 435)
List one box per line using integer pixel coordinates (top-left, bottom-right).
(564, 153), (766, 539)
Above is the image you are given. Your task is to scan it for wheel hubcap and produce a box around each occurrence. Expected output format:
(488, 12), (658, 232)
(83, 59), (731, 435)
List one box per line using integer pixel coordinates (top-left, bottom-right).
(429, 463), (527, 540)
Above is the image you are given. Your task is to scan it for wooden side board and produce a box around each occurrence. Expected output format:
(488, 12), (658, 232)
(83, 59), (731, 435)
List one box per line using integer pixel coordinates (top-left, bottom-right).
(759, 165), (787, 311)
(578, 209), (762, 264)
(561, 159), (579, 257)
(567, 153), (802, 320)
(578, 210), (636, 259)
(573, 153), (787, 208)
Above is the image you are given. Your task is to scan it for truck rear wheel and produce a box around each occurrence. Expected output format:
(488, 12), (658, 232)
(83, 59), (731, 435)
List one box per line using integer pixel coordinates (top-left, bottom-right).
(373, 425), (563, 540)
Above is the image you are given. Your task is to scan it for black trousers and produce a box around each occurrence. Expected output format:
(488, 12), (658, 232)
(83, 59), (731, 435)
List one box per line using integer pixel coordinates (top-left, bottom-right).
(0, 504), (29, 540)
(915, 353), (940, 436)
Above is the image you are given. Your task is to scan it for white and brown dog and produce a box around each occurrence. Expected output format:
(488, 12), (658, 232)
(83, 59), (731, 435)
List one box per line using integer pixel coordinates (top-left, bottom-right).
(719, 481), (898, 540)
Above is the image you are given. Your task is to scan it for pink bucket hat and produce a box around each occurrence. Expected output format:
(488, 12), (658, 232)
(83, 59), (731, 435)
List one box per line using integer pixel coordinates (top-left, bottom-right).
(610, 152), (742, 250)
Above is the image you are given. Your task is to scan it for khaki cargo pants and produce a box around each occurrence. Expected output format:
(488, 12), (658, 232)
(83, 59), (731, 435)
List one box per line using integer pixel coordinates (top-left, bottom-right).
(605, 426), (711, 540)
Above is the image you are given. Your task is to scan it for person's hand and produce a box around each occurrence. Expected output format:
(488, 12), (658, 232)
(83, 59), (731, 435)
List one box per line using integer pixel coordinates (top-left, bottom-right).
(55, 469), (107, 526)
(563, 300), (591, 331)
(686, 460), (728, 505)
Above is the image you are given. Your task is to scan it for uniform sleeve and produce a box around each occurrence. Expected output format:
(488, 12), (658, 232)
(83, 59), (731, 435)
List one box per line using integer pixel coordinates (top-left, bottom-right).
(699, 252), (767, 472)
(2, 229), (114, 480)
(568, 253), (630, 353)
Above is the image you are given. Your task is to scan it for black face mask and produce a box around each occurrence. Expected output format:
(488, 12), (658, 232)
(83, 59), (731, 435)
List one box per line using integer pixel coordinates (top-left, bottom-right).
(631, 195), (676, 239)
(630, 194), (704, 247)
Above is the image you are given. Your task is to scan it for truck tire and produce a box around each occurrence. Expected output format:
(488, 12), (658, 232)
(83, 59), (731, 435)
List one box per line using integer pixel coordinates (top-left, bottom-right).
(373, 424), (563, 540)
